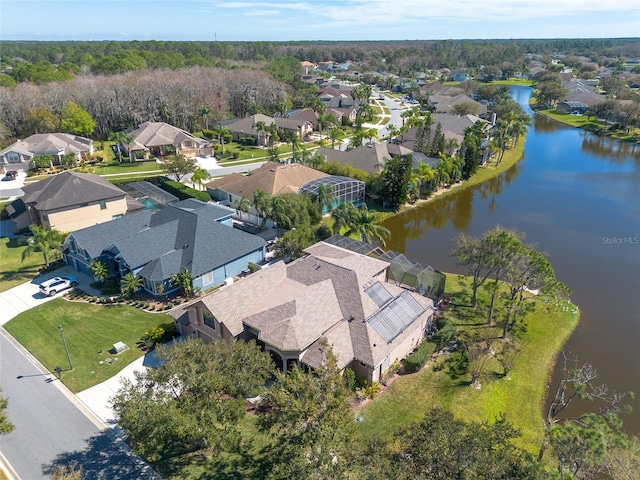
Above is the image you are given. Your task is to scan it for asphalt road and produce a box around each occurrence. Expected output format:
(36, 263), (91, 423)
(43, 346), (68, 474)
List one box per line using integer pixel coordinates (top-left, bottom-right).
(0, 330), (159, 479)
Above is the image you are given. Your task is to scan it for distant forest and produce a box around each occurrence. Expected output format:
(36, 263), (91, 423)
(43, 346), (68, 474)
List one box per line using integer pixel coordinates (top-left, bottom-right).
(2, 38), (639, 82)
(0, 38), (638, 142)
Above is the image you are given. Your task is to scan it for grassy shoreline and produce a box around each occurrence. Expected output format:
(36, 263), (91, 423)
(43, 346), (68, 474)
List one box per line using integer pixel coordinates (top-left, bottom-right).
(373, 136), (526, 221)
(354, 273), (580, 454)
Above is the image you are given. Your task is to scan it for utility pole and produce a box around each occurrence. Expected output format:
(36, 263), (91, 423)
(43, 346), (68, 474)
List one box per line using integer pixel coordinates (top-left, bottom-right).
(58, 325), (73, 370)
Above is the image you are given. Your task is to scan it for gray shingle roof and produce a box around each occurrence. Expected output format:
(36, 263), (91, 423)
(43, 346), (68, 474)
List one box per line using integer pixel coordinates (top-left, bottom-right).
(19, 171), (127, 211)
(70, 199), (265, 281)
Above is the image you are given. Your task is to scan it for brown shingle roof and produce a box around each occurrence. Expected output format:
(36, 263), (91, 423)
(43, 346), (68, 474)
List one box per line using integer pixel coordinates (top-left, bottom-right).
(193, 241), (434, 370)
(206, 162), (328, 200)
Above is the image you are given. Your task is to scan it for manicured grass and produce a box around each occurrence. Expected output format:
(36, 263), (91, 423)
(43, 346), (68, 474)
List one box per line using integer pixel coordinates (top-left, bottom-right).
(536, 108), (640, 141)
(4, 299), (173, 393)
(355, 273), (579, 453)
(0, 237), (43, 293)
(492, 79), (533, 86)
(92, 160), (162, 176)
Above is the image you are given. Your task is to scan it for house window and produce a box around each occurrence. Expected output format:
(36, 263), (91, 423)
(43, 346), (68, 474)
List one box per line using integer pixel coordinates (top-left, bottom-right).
(112, 214), (124, 219)
(201, 271), (213, 286)
(100, 200), (107, 210)
(184, 140), (194, 148)
(7, 152), (20, 164)
(203, 310), (216, 330)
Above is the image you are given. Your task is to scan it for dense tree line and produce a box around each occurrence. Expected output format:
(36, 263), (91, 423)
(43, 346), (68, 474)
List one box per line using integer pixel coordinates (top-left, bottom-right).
(112, 335), (637, 479)
(0, 66), (287, 139)
(2, 38), (638, 85)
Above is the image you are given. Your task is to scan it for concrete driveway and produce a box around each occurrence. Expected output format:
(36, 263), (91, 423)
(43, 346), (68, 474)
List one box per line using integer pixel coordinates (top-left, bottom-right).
(0, 266), (100, 326)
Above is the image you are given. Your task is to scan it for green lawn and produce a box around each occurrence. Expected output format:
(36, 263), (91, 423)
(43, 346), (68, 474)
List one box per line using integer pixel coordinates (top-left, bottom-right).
(0, 236), (43, 293)
(92, 160), (162, 176)
(4, 299), (173, 393)
(354, 273), (579, 453)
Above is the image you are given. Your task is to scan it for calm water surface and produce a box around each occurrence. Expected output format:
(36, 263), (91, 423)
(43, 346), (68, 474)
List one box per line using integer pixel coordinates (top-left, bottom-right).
(381, 86), (640, 434)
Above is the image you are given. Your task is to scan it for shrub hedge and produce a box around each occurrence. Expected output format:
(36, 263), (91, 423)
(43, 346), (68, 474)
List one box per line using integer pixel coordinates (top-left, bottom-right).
(404, 340), (437, 373)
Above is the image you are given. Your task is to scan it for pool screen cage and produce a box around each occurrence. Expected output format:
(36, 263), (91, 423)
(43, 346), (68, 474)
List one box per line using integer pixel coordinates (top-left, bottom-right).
(298, 176), (365, 211)
(121, 181), (179, 207)
(379, 250), (446, 303)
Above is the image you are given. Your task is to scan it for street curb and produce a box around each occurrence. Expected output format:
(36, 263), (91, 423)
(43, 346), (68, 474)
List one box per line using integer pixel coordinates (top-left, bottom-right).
(0, 328), (163, 479)
(0, 450), (21, 480)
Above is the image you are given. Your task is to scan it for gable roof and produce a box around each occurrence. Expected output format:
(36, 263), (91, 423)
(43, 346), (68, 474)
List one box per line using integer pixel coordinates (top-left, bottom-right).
(193, 240), (434, 369)
(17, 171), (126, 211)
(0, 133), (92, 158)
(69, 199), (265, 280)
(127, 122), (208, 152)
(223, 114), (312, 137)
(316, 142), (414, 174)
(207, 162), (328, 201)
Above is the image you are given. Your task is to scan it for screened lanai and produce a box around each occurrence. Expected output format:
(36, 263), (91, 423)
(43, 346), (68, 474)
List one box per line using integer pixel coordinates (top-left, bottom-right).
(299, 176), (365, 213)
(121, 181), (179, 210)
(378, 250), (446, 304)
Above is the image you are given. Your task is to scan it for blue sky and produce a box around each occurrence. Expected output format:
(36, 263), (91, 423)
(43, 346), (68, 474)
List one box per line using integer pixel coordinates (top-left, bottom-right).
(1, 0), (639, 41)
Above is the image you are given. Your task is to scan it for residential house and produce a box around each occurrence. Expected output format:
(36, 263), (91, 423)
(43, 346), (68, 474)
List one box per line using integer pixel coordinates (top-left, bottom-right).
(401, 113), (489, 153)
(557, 101), (589, 115)
(427, 94), (487, 116)
(222, 114), (313, 147)
(317, 87), (356, 109)
(451, 70), (469, 82)
(176, 239), (435, 383)
(63, 199), (266, 295)
(280, 109), (320, 130)
(124, 121), (212, 161)
(5, 171), (140, 232)
(0, 133), (93, 173)
(316, 143), (410, 174)
(207, 162), (329, 225)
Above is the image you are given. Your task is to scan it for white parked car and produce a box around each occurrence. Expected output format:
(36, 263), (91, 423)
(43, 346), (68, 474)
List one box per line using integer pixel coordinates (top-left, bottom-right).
(39, 276), (78, 296)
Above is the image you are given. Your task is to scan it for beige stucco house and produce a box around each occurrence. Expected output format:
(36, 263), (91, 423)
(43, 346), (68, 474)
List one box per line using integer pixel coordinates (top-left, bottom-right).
(124, 121), (212, 161)
(0, 133), (94, 173)
(5, 171), (141, 232)
(174, 239), (435, 383)
(222, 114), (313, 147)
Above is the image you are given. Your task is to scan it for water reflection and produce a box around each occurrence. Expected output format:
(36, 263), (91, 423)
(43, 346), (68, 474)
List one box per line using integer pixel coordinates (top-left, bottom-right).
(581, 131), (640, 163)
(381, 85), (640, 435)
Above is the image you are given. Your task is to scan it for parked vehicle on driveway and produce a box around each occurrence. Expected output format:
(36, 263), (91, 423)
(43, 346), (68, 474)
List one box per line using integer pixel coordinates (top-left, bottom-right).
(39, 276), (78, 296)
(2, 171), (18, 181)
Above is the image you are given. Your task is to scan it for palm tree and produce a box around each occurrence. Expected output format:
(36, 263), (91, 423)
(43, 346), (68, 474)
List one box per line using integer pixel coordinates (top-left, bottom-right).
(90, 259), (109, 284)
(120, 272), (143, 299)
(331, 201), (357, 235)
(364, 128), (379, 145)
(108, 131), (133, 163)
(21, 225), (66, 269)
(254, 120), (268, 148)
(170, 267), (194, 297)
(387, 125), (401, 143)
(346, 204), (391, 247)
(269, 195), (291, 229)
(328, 128), (342, 150)
(191, 168), (211, 191)
(314, 183), (337, 213)
(198, 105), (212, 131)
(233, 196), (252, 221)
(317, 113), (338, 137)
(444, 138), (460, 156)
(211, 125), (231, 154)
(253, 189), (272, 229)
(283, 131), (302, 162)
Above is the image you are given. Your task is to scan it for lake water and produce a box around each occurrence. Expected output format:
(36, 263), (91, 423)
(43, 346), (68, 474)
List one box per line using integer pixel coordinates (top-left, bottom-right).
(381, 85), (640, 434)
